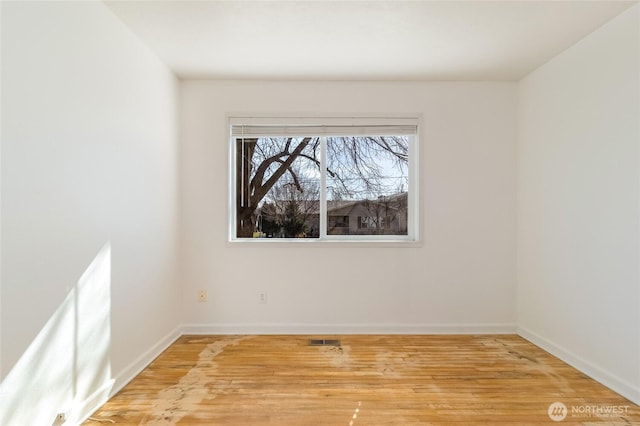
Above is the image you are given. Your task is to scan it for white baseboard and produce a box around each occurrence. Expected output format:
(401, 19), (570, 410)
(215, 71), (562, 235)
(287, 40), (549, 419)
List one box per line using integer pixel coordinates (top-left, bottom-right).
(74, 326), (181, 425)
(181, 322), (517, 335)
(111, 325), (182, 396)
(69, 379), (115, 425)
(518, 326), (640, 405)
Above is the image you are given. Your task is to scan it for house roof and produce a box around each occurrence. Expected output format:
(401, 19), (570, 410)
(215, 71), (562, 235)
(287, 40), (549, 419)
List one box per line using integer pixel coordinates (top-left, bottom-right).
(263, 192), (408, 215)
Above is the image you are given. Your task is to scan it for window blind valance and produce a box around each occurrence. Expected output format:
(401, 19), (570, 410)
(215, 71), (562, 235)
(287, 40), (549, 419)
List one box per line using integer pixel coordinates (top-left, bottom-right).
(229, 117), (418, 138)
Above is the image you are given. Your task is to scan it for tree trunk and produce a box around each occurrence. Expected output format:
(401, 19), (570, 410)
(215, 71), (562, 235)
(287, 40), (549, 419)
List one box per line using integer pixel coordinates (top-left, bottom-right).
(236, 138), (257, 237)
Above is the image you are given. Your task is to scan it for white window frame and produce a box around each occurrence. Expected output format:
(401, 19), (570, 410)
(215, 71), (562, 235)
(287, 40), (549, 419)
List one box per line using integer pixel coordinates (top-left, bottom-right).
(228, 115), (420, 245)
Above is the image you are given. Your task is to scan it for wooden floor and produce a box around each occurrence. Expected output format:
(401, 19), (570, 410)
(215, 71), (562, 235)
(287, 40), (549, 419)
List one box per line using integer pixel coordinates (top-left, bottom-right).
(85, 335), (640, 425)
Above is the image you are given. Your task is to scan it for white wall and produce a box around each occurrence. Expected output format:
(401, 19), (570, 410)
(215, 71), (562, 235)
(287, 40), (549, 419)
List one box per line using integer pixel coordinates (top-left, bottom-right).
(517, 5), (640, 404)
(1, 1), (180, 424)
(180, 80), (517, 333)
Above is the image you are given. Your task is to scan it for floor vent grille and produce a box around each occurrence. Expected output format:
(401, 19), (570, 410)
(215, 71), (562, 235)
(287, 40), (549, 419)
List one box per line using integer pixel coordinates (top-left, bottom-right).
(308, 339), (341, 346)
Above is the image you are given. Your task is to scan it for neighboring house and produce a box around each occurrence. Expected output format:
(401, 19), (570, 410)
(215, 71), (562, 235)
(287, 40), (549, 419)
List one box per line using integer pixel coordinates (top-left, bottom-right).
(327, 193), (407, 235)
(258, 192), (408, 237)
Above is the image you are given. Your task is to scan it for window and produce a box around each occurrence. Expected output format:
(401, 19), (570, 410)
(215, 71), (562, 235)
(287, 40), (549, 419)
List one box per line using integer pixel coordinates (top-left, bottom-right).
(230, 117), (418, 242)
(357, 216), (391, 230)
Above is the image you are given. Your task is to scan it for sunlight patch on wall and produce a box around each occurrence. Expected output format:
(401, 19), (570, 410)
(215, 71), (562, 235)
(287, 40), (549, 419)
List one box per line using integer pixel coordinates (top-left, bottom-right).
(0, 243), (113, 426)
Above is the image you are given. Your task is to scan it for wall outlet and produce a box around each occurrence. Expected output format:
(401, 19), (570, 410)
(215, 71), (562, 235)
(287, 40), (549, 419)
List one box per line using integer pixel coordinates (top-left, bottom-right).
(53, 412), (67, 425)
(198, 289), (207, 302)
(259, 291), (267, 304)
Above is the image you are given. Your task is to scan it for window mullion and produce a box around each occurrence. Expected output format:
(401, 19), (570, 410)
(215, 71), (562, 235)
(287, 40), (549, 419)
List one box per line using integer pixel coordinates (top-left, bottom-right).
(319, 136), (327, 239)
(408, 134), (417, 240)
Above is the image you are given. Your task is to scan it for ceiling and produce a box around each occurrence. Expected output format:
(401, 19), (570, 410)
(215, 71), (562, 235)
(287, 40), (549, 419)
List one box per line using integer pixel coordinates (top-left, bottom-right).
(104, 0), (637, 81)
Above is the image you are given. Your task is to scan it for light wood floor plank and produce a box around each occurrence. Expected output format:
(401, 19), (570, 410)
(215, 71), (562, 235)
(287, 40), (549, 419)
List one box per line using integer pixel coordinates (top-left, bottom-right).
(85, 335), (640, 425)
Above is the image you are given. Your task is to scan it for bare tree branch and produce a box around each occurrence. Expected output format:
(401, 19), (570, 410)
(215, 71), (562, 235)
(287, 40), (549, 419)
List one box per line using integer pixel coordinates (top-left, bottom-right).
(237, 135), (409, 237)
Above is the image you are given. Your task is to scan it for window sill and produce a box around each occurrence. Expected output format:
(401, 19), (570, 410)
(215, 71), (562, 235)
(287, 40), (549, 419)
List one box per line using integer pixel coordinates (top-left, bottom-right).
(225, 238), (423, 248)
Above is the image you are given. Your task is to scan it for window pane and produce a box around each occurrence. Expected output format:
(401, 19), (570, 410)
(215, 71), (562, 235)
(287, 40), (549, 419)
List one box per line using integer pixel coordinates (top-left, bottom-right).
(236, 137), (321, 238)
(326, 136), (409, 236)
